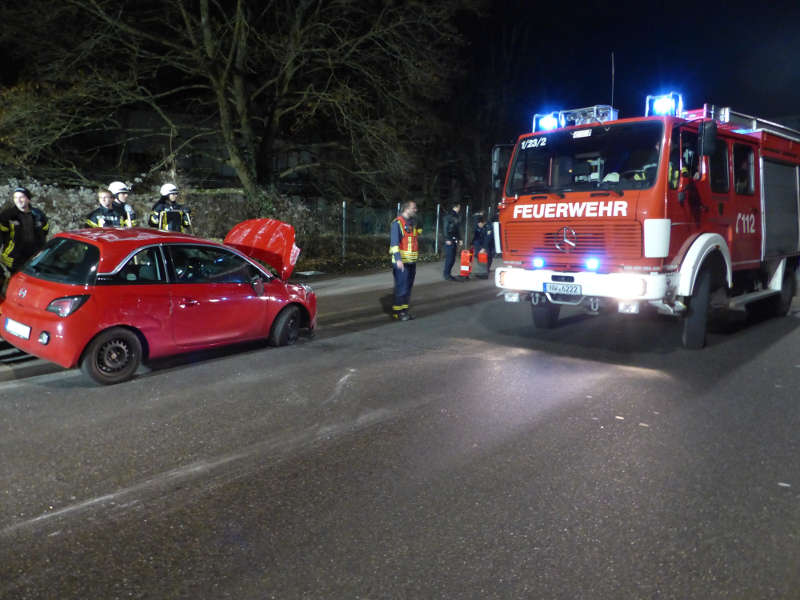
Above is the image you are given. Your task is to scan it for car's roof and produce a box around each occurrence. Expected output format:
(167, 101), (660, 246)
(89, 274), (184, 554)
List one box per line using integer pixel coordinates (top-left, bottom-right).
(57, 227), (223, 271)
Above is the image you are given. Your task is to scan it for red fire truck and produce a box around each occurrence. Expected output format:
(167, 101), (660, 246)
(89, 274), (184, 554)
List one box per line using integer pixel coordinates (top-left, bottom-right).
(493, 94), (800, 348)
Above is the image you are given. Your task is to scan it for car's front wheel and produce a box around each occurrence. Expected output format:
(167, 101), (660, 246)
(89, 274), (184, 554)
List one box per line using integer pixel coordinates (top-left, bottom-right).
(80, 327), (142, 385)
(269, 305), (301, 346)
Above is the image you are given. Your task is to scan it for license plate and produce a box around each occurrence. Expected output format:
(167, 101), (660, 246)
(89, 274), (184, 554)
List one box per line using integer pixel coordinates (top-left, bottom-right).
(544, 282), (582, 295)
(4, 317), (31, 340)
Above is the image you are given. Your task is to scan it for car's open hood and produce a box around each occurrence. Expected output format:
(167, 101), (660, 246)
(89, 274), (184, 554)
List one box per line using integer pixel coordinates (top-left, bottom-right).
(224, 219), (301, 280)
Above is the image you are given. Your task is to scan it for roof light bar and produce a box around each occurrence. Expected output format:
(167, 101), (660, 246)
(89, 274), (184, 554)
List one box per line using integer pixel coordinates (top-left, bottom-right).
(532, 105), (619, 132)
(559, 105), (618, 127)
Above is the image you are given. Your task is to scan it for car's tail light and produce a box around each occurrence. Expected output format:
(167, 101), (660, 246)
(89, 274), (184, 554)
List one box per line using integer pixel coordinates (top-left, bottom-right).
(46, 295), (90, 317)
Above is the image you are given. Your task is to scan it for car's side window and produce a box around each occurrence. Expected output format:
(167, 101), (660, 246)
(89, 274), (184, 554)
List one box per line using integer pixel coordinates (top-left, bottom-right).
(120, 248), (164, 283)
(97, 247), (164, 285)
(168, 245), (255, 284)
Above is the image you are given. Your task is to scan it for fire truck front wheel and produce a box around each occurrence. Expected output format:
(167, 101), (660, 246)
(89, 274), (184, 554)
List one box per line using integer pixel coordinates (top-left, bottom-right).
(532, 303), (561, 329)
(771, 266), (796, 317)
(681, 266), (711, 349)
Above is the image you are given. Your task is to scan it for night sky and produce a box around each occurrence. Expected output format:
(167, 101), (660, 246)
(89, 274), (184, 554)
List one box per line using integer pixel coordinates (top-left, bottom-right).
(486, 1), (800, 134)
(2, 2), (799, 147)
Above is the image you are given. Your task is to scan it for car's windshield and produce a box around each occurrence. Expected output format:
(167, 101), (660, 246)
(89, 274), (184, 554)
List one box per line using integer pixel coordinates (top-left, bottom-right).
(23, 238), (100, 285)
(506, 121), (664, 196)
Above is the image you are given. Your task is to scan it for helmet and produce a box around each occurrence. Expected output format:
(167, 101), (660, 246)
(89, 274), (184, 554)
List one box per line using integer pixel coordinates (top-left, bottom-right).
(160, 183), (179, 196)
(108, 181), (130, 196)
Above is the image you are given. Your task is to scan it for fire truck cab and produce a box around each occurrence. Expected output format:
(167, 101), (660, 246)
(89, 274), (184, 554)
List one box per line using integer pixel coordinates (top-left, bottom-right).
(494, 94), (800, 348)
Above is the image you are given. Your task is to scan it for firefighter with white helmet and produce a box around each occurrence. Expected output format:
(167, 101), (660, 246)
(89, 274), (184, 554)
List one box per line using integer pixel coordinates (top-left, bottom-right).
(149, 183), (192, 233)
(108, 180), (136, 227)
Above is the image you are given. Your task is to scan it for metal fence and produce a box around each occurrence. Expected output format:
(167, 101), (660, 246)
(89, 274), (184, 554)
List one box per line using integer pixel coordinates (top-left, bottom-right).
(310, 200), (481, 258)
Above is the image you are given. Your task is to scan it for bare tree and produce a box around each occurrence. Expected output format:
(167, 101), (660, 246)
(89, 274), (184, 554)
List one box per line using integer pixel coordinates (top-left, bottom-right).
(0, 0), (473, 207)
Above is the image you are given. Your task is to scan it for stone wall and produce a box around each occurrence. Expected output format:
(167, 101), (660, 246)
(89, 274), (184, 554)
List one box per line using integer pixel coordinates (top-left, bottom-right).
(0, 181), (249, 240)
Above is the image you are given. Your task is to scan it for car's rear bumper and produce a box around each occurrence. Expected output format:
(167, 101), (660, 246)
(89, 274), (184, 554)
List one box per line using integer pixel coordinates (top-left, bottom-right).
(0, 303), (88, 368)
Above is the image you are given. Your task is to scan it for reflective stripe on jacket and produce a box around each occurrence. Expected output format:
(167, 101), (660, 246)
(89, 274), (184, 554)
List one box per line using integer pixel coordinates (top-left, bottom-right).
(389, 215), (420, 263)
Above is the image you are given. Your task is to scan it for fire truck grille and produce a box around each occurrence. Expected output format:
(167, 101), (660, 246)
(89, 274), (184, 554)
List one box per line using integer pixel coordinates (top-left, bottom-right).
(504, 221), (642, 263)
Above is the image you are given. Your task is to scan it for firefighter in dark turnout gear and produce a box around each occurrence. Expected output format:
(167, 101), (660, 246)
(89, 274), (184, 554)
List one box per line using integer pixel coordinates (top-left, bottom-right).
(86, 188), (126, 227)
(442, 202), (462, 280)
(149, 183), (192, 233)
(108, 181), (137, 227)
(0, 187), (49, 289)
(471, 213), (494, 277)
(389, 201), (420, 321)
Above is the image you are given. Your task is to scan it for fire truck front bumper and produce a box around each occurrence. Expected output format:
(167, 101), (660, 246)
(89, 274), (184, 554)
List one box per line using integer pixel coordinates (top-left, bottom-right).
(495, 267), (678, 312)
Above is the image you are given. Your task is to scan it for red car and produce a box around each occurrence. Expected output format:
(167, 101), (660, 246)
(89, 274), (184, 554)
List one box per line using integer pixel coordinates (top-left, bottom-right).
(0, 219), (316, 385)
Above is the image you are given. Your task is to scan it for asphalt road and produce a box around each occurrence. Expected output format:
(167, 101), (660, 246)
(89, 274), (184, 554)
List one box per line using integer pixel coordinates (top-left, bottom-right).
(2, 286), (800, 599)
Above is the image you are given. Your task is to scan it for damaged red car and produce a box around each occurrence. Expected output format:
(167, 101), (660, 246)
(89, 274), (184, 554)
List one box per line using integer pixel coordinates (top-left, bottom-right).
(0, 219), (316, 385)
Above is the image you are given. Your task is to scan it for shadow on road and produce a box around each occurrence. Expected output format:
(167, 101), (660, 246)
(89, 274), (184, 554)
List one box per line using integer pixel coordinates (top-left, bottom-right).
(476, 296), (800, 392)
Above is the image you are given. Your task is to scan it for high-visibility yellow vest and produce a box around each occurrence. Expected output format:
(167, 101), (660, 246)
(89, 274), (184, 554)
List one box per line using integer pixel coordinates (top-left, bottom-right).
(389, 216), (419, 263)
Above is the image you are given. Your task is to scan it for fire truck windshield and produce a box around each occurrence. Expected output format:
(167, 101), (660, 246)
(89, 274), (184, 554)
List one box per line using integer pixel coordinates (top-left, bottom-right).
(506, 121), (664, 196)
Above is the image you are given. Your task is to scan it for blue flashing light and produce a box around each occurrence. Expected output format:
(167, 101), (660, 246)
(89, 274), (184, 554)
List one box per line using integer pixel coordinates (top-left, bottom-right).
(653, 97), (675, 115)
(539, 114), (558, 130)
(585, 257), (600, 271)
(532, 257), (545, 269)
(532, 111), (560, 132)
(645, 92), (684, 117)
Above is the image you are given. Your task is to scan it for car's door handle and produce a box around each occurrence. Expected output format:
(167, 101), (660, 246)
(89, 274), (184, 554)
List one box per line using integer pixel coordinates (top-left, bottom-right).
(178, 297), (200, 308)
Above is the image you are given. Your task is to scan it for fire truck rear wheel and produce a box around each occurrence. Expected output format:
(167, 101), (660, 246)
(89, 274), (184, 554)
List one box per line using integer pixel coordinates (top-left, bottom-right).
(532, 303), (560, 329)
(682, 266), (711, 349)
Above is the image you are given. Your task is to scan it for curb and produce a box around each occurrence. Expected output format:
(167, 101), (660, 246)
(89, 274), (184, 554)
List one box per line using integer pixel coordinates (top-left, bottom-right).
(0, 274), (500, 381)
(0, 340), (64, 382)
(315, 278), (499, 337)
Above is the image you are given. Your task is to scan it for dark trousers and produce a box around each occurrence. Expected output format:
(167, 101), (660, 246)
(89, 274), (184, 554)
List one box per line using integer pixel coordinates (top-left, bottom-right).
(443, 243), (457, 279)
(392, 262), (416, 313)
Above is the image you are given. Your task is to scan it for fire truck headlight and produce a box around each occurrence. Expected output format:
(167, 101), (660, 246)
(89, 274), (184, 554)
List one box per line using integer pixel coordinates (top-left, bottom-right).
(585, 257), (600, 271)
(499, 269), (531, 290)
(533, 257), (545, 269)
(613, 275), (647, 298)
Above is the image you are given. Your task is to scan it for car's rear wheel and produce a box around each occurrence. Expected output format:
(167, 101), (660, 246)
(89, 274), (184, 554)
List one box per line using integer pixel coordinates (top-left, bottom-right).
(80, 327), (142, 385)
(269, 305), (301, 346)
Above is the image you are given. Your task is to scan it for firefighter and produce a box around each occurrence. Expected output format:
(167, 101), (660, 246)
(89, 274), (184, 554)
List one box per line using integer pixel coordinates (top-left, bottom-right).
(471, 213), (494, 278)
(389, 200), (421, 321)
(442, 202), (462, 281)
(0, 187), (49, 289)
(108, 181), (136, 227)
(149, 183), (192, 233)
(86, 188), (125, 227)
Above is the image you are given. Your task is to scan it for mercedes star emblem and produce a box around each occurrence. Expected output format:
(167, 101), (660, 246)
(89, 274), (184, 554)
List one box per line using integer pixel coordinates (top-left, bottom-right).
(554, 226), (577, 253)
